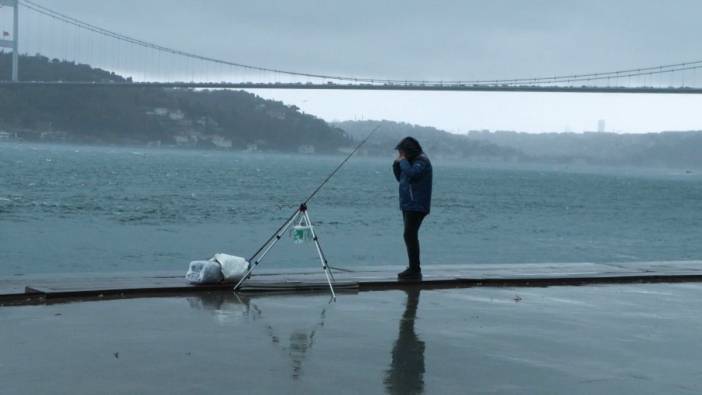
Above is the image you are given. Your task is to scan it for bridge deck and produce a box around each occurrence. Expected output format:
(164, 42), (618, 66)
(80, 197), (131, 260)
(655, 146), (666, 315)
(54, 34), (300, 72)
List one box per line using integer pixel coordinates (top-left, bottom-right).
(2, 81), (702, 94)
(2, 261), (702, 305)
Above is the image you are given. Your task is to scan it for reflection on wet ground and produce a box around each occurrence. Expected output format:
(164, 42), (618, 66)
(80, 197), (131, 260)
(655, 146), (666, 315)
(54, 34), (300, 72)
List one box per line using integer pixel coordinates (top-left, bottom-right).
(385, 288), (424, 395)
(3, 284), (702, 394)
(188, 292), (329, 382)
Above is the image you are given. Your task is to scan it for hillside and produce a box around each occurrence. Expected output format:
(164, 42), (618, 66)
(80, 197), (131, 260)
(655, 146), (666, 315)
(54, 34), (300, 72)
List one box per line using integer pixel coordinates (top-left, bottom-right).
(468, 130), (702, 168)
(335, 120), (523, 161)
(0, 53), (351, 153)
(337, 120), (702, 169)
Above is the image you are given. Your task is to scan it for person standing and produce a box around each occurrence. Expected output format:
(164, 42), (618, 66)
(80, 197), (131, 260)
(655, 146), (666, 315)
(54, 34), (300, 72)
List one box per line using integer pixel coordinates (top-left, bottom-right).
(393, 137), (432, 280)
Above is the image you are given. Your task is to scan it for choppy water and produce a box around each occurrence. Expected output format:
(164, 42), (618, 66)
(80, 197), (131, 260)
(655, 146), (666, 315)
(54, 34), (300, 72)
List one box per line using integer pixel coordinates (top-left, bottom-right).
(1, 142), (701, 276)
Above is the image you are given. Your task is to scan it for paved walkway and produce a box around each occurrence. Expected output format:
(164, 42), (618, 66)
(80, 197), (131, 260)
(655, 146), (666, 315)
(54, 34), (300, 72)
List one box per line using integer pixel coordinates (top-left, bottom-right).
(2, 261), (702, 305)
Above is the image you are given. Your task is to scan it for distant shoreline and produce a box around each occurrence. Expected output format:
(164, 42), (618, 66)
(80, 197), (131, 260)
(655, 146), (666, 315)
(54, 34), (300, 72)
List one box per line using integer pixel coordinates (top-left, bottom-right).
(3, 140), (700, 176)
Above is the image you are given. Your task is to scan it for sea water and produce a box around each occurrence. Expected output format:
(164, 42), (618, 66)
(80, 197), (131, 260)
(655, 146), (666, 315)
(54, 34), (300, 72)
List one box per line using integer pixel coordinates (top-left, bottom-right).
(1, 142), (701, 276)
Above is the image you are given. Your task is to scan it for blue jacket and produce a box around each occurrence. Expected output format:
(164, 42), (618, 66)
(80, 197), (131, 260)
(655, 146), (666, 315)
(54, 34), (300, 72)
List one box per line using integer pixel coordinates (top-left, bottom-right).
(393, 154), (432, 214)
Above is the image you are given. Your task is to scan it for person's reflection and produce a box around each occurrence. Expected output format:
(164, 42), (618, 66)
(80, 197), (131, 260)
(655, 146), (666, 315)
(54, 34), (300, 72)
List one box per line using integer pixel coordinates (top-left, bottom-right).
(384, 287), (425, 395)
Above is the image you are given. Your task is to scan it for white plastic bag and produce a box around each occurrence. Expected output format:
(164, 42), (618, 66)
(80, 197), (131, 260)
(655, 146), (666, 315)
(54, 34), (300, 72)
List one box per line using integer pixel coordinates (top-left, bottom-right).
(212, 253), (250, 281)
(185, 260), (224, 284)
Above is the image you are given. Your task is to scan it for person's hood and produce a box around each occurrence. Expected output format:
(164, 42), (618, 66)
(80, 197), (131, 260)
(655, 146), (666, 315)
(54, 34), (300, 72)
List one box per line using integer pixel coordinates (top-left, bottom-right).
(395, 137), (423, 160)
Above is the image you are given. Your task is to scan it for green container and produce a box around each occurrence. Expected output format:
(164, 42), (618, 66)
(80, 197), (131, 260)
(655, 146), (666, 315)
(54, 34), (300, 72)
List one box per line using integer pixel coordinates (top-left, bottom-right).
(292, 225), (312, 244)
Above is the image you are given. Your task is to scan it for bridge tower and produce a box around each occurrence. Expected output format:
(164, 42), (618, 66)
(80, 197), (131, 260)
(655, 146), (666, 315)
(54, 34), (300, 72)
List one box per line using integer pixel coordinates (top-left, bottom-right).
(0, 0), (18, 81)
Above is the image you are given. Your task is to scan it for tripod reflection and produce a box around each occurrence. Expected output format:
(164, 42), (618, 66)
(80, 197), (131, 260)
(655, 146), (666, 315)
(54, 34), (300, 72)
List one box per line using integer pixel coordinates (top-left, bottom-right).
(186, 292), (327, 381)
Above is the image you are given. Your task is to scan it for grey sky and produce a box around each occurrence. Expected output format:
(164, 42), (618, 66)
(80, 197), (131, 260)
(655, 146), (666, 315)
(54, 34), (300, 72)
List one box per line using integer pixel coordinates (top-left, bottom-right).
(5, 0), (702, 132)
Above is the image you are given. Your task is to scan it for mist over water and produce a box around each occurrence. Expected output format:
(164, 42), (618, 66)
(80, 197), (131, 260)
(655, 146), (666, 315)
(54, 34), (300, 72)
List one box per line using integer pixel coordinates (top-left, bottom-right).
(2, 142), (701, 276)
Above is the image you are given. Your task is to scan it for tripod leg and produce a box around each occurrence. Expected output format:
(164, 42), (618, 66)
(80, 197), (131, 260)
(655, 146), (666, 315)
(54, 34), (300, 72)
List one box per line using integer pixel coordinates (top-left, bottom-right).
(303, 212), (336, 283)
(303, 211), (336, 300)
(233, 210), (300, 292)
(313, 233), (336, 283)
(300, 210), (335, 282)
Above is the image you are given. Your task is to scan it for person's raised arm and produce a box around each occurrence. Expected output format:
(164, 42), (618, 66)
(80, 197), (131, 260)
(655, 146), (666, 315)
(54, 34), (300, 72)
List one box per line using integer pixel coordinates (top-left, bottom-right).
(398, 158), (428, 181)
(393, 160), (401, 182)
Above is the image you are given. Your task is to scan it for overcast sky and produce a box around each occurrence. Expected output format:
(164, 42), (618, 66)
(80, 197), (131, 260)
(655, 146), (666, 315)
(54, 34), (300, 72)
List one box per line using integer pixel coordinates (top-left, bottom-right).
(6, 0), (702, 133)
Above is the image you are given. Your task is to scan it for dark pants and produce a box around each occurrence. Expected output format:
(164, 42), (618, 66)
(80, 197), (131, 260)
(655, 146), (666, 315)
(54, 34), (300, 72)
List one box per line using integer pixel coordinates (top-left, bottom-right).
(403, 211), (426, 270)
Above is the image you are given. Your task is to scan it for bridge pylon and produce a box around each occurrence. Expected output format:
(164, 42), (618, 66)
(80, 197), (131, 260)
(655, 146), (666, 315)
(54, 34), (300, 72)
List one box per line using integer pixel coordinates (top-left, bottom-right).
(0, 0), (19, 81)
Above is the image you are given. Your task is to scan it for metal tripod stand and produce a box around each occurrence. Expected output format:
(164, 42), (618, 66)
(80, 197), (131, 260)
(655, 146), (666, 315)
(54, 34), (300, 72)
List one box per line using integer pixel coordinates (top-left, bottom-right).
(233, 203), (337, 300)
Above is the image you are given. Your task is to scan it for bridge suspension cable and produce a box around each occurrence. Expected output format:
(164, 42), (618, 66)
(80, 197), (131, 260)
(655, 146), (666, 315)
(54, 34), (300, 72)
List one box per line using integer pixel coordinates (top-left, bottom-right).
(17, 0), (702, 87)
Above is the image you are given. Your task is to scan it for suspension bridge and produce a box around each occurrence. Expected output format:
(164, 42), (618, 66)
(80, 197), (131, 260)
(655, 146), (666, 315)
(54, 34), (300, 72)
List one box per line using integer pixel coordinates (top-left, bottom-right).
(2, 0), (702, 94)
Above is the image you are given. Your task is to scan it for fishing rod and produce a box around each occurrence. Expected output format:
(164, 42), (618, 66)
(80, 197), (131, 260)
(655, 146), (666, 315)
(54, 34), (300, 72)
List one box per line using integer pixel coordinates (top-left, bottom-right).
(303, 125), (381, 205)
(244, 124), (381, 264)
(234, 125), (382, 295)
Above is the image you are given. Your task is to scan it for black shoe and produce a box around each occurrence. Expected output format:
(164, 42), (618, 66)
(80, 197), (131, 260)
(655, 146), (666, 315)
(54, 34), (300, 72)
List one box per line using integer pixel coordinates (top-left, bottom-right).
(397, 267), (422, 281)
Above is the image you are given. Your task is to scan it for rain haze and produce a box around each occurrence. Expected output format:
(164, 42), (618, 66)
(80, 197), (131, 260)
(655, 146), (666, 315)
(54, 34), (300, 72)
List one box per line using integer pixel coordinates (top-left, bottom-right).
(5, 2), (702, 394)
(8, 0), (702, 133)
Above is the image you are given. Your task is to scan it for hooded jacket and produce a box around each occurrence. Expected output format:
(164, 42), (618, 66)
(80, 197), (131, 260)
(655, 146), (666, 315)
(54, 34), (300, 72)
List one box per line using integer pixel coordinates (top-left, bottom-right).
(393, 138), (432, 214)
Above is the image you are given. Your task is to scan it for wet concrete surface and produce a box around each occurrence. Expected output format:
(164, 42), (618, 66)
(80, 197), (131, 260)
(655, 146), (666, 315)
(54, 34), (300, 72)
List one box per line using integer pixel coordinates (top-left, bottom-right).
(3, 261), (702, 303)
(2, 284), (702, 394)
